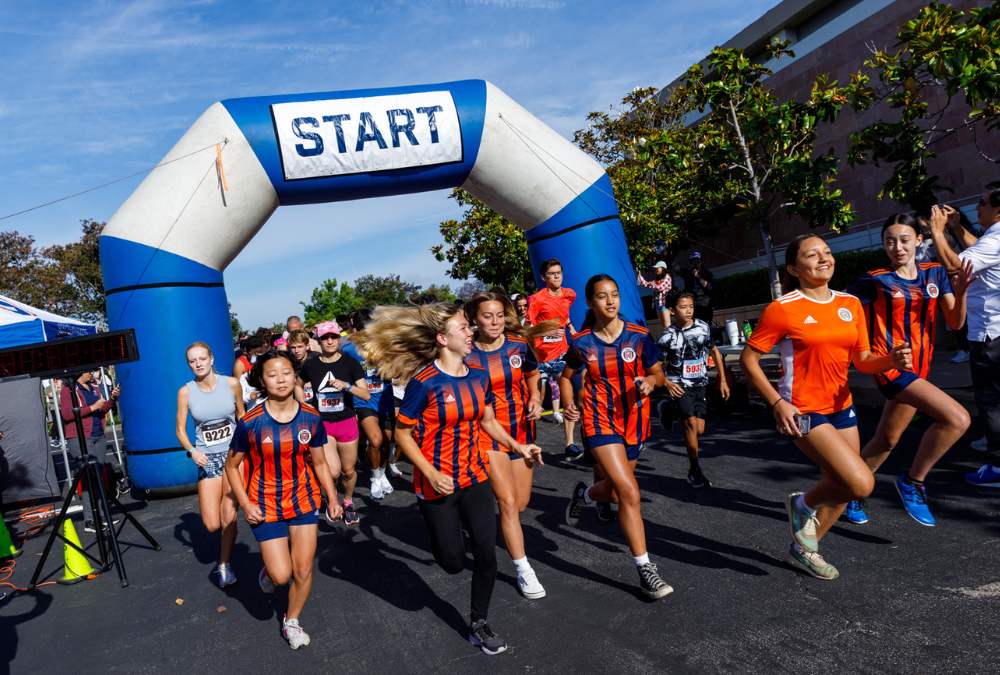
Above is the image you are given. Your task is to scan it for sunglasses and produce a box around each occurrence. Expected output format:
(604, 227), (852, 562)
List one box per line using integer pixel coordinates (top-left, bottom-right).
(318, 334), (339, 341)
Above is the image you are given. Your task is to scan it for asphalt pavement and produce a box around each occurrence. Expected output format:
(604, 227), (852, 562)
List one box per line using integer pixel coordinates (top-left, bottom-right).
(2, 400), (999, 674)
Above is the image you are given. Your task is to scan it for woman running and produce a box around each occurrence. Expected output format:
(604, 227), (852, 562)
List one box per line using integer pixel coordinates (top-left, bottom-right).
(176, 342), (245, 587)
(740, 234), (912, 581)
(465, 292), (559, 600)
(225, 350), (340, 649)
(843, 214), (974, 526)
(561, 275), (672, 599)
(295, 320), (369, 525)
(637, 261), (673, 328)
(351, 303), (543, 655)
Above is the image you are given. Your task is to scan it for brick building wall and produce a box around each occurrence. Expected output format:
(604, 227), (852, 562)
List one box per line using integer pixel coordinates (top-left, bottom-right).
(681, 0), (1000, 276)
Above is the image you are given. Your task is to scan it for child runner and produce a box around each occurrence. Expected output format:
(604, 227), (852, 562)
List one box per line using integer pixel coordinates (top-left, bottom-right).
(561, 275), (672, 599)
(465, 292), (559, 600)
(740, 235), (912, 580)
(295, 320), (369, 525)
(843, 214), (974, 526)
(658, 289), (730, 488)
(225, 351), (340, 649)
(527, 258), (583, 460)
(342, 308), (395, 500)
(176, 342), (246, 587)
(351, 303), (543, 655)
(637, 261), (673, 328)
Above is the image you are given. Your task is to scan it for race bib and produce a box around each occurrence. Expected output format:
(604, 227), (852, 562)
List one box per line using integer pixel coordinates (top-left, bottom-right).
(368, 381), (384, 393)
(303, 386), (314, 403)
(543, 335), (561, 343)
(318, 391), (344, 413)
(682, 359), (704, 381)
(201, 420), (234, 447)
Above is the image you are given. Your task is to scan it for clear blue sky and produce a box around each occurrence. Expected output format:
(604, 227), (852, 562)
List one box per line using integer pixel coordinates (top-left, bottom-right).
(0, 0), (778, 329)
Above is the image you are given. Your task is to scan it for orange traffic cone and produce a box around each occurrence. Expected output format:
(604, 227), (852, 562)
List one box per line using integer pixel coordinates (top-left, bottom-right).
(0, 517), (20, 559)
(58, 519), (96, 584)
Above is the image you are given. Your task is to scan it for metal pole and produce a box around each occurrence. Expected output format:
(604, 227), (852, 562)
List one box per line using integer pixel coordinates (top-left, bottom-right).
(100, 367), (123, 466)
(48, 379), (72, 495)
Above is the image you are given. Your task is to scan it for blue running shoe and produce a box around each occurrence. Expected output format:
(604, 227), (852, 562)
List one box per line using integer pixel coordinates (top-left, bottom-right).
(843, 500), (868, 524)
(894, 475), (935, 526)
(966, 464), (1000, 487)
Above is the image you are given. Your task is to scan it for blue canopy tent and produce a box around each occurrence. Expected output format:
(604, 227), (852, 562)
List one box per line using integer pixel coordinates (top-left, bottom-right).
(0, 295), (97, 504)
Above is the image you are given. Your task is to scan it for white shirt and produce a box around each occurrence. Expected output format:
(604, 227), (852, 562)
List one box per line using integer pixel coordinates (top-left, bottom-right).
(960, 223), (1000, 341)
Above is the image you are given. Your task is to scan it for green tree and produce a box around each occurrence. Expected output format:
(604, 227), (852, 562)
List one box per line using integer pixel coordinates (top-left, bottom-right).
(0, 230), (61, 311)
(645, 42), (874, 298)
(849, 2), (1000, 211)
(354, 274), (418, 307)
(431, 189), (534, 294)
(44, 219), (107, 324)
(229, 303), (242, 338)
(300, 278), (360, 324)
(420, 284), (456, 303)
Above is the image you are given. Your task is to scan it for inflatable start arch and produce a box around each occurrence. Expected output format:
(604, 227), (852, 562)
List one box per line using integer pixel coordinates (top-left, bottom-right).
(100, 80), (643, 491)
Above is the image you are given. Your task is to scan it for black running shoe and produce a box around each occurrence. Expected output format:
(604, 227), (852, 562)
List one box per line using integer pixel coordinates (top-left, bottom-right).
(565, 444), (584, 462)
(469, 619), (507, 655)
(84, 517), (120, 533)
(637, 562), (673, 599)
(565, 481), (587, 526)
(687, 469), (711, 489)
(596, 501), (617, 522)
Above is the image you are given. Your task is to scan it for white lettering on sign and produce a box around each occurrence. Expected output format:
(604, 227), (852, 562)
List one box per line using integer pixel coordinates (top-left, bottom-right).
(271, 92), (463, 180)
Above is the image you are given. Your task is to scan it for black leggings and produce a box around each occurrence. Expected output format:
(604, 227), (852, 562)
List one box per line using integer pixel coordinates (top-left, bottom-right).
(956, 320), (969, 351)
(417, 480), (497, 622)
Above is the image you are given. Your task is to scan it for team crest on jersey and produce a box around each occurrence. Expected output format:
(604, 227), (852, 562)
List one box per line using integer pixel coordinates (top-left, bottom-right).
(509, 354), (522, 369)
(838, 307), (853, 322)
(298, 429), (312, 444)
(927, 282), (939, 298)
(621, 347), (637, 363)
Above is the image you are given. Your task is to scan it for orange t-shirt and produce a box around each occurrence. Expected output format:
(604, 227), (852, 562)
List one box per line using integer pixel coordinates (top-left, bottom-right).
(747, 289), (870, 415)
(527, 287), (577, 362)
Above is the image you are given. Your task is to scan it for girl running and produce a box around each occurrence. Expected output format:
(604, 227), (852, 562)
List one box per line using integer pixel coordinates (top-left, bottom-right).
(561, 275), (672, 599)
(225, 351), (340, 649)
(658, 289), (730, 488)
(351, 303), (543, 655)
(637, 261), (673, 328)
(740, 234), (912, 581)
(464, 292), (558, 600)
(175, 342), (245, 587)
(843, 214), (974, 526)
(295, 320), (369, 525)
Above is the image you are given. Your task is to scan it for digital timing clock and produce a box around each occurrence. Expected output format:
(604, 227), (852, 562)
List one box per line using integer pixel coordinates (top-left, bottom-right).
(0, 329), (140, 381)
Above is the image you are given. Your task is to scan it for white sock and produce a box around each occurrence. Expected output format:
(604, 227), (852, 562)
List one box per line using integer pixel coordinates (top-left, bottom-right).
(512, 557), (531, 574)
(372, 468), (382, 480)
(634, 553), (650, 566)
(796, 493), (817, 516)
(583, 487), (595, 504)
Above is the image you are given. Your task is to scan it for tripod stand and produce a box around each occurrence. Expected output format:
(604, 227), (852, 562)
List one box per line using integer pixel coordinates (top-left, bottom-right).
(29, 391), (160, 589)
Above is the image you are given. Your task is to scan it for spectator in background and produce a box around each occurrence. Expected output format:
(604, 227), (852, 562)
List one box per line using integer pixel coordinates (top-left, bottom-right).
(928, 185), (1000, 481)
(636, 261), (673, 327)
(512, 294), (529, 326)
(680, 252), (715, 324)
(336, 315), (352, 335)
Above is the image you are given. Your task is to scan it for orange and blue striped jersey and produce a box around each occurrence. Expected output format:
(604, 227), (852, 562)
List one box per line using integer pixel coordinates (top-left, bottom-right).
(230, 403), (328, 522)
(397, 362), (493, 500)
(563, 322), (661, 445)
(846, 263), (953, 383)
(467, 334), (538, 451)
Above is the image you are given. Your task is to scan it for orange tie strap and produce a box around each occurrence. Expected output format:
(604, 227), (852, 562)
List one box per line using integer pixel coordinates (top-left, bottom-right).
(216, 143), (228, 192)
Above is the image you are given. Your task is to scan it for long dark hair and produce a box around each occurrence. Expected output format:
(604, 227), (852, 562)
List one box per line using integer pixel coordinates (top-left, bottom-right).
(581, 274), (618, 330)
(248, 350), (300, 392)
(881, 213), (920, 239)
(781, 234), (828, 296)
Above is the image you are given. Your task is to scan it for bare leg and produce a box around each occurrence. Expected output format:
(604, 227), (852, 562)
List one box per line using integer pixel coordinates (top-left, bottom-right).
(323, 438), (342, 505)
(219, 470), (239, 564)
(794, 425), (871, 544)
(361, 415), (384, 471)
(509, 456), (535, 512)
(586, 445), (645, 556)
(337, 439), (359, 502)
(286, 524), (318, 621)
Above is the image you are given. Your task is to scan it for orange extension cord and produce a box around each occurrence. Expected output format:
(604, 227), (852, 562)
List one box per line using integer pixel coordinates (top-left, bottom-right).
(1, 503), (98, 591)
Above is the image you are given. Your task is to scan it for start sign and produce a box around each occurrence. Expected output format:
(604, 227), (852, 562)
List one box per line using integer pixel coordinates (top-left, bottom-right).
(271, 91), (463, 180)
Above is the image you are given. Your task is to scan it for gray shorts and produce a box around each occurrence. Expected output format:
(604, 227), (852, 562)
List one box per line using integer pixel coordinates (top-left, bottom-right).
(197, 452), (228, 481)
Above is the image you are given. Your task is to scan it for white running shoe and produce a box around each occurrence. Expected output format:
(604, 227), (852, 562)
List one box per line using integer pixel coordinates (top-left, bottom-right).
(972, 436), (989, 452)
(258, 566), (276, 594)
(387, 463), (403, 478)
(951, 350), (970, 363)
(282, 615), (310, 649)
(217, 563), (237, 588)
(516, 568), (546, 599)
(551, 410), (564, 424)
(380, 473), (394, 495)
(370, 475), (384, 500)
